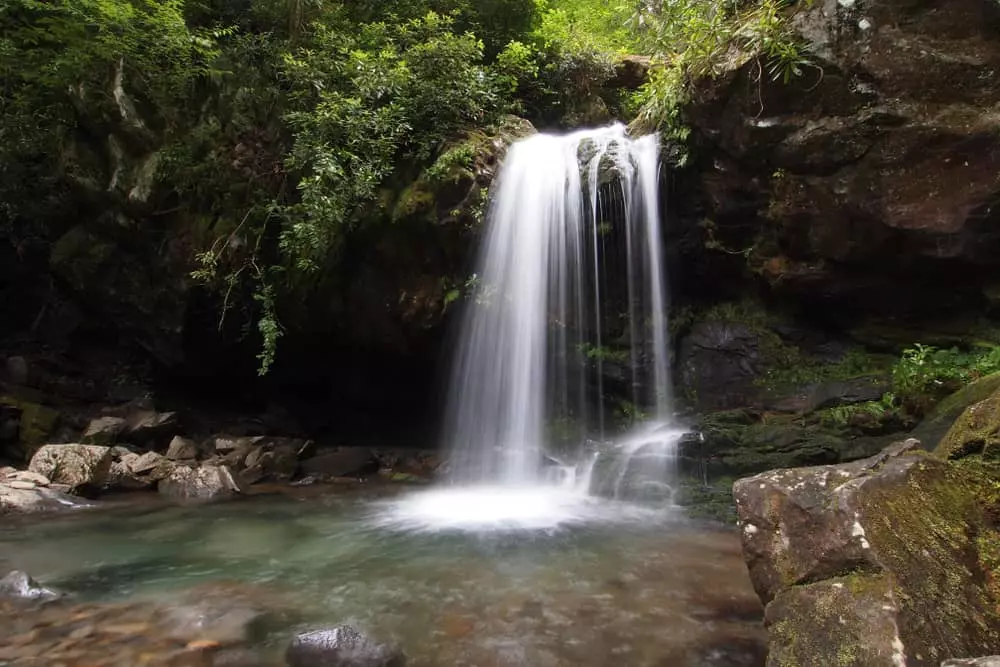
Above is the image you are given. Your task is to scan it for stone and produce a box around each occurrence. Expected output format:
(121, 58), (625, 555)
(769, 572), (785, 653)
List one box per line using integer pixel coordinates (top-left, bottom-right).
(0, 571), (61, 603)
(7, 480), (35, 490)
(943, 659), (1000, 667)
(286, 626), (406, 667)
(678, 320), (767, 411)
(936, 387), (1000, 461)
(81, 416), (127, 446)
(6, 470), (50, 486)
(109, 450), (175, 490)
(734, 440), (1000, 666)
(166, 436), (198, 461)
(28, 444), (113, 492)
(300, 449), (377, 480)
(158, 464), (242, 501)
(123, 410), (180, 449)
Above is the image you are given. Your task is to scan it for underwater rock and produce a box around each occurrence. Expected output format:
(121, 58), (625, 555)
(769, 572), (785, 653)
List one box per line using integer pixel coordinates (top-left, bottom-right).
(158, 464), (241, 501)
(734, 439), (1000, 666)
(286, 626), (406, 667)
(0, 571), (62, 603)
(28, 444), (113, 493)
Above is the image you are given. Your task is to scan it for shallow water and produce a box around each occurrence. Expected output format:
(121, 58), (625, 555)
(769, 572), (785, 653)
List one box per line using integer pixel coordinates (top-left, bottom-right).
(0, 488), (765, 666)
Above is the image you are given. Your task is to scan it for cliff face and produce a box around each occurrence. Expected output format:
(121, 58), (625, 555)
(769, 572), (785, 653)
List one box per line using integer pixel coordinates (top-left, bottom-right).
(675, 0), (1000, 322)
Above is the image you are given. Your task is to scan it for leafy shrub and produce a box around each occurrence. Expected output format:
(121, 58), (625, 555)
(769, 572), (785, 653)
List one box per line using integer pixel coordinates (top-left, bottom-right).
(892, 344), (1000, 412)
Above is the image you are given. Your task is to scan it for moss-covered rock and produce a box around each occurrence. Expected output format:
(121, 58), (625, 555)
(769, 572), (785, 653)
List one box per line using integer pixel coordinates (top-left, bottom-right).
(937, 387), (1000, 461)
(914, 373), (1000, 453)
(734, 441), (1000, 666)
(0, 395), (60, 462)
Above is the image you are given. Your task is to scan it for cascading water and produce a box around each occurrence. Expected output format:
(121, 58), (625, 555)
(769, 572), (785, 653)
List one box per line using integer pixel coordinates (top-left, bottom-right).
(379, 124), (680, 531)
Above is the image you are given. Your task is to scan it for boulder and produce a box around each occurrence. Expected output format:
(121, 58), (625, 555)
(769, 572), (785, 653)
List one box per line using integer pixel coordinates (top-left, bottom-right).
(0, 482), (83, 514)
(166, 435), (198, 461)
(301, 448), (377, 480)
(28, 444), (113, 492)
(81, 416), (127, 446)
(123, 410), (180, 449)
(2, 469), (50, 486)
(158, 464), (242, 501)
(109, 450), (175, 490)
(0, 571), (61, 603)
(286, 626), (406, 667)
(734, 440), (1000, 666)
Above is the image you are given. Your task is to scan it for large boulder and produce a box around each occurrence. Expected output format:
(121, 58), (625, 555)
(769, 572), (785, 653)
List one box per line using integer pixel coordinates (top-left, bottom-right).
(734, 440), (1000, 666)
(0, 482), (84, 515)
(680, 0), (1000, 322)
(286, 626), (406, 667)
(158, 464), (242, 501)
(28, 444), (113, 493)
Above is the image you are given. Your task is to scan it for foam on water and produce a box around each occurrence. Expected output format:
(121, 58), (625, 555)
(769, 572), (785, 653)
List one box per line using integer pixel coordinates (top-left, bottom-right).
(370, 486), (667, 533)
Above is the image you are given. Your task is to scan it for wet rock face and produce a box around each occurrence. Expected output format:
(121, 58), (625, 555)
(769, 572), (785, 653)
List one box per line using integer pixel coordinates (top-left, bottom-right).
(734, 440), (1000, 666)
(286, 626), (406, 667)
(681, 0), (1000, 319)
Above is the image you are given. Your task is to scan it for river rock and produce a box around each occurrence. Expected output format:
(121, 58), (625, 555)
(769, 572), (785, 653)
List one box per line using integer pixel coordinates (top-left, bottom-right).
(301, 448), (377, 480)
(166, 435), (198, 461)
(0, 571), (62, 603)
(123, 410), (180, 449)
(158, 464), (242, 501)
(109, 450), (175, 489)
(28, 444), (113, 492)
(734, 440), (1000, 666)
(286, 626), (406, 667)
(943, 659), (1000, 667)
(81, 416), (127, 445)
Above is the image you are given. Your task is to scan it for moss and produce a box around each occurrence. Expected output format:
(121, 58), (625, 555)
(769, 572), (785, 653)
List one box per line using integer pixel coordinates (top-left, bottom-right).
(49, 226), (115, 290)
(936, 389), (1000, 461)
(392, 181), (437, 220)
(859, 458), (1000, 659)
(0, 395), (59, 460)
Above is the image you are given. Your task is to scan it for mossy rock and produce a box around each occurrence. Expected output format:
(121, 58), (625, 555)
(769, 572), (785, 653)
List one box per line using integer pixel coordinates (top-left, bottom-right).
(0, 395), (60, 461)
(736, 443), (1000, 665)
(936, 386), (1000, 461)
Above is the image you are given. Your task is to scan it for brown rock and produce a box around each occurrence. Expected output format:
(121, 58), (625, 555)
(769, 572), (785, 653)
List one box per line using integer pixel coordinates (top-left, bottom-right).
(28, 444), (113, 492)
(158, 464), (241, 501)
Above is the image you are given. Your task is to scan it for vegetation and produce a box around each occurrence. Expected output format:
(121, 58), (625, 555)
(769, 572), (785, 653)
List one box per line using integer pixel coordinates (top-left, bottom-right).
(1, 0), (815, 372)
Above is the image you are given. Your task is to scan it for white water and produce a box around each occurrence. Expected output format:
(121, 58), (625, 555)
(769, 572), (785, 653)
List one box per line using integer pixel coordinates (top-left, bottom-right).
(383, 124), (676, 531)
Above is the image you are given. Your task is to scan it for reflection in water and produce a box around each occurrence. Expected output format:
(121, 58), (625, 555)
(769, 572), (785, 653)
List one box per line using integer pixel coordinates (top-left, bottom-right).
(0, 489), (765, 666)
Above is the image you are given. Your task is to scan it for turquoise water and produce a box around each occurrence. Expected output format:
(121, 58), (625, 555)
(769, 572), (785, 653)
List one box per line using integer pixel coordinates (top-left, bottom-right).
(0, 487), (765, 666)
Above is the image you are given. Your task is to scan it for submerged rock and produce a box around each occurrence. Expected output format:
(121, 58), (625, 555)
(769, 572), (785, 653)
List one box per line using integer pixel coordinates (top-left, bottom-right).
(158, 464), (242, 501)
(0, 571), (62, 603)
(286, 626), (406, 667)
(28, 444), (113, 493)
(734, 440), (1000, 666)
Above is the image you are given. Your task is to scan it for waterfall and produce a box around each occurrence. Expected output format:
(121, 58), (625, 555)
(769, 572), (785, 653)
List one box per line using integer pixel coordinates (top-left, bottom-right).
(442, 123), (673, 489)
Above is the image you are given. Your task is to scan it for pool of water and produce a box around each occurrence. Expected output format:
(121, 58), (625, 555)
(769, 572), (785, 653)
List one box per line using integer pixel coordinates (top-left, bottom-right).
(0, 486), (765, 666)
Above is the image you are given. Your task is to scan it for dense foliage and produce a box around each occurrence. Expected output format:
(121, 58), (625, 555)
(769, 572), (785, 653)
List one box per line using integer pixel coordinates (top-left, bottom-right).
(0, 0), (812, 371)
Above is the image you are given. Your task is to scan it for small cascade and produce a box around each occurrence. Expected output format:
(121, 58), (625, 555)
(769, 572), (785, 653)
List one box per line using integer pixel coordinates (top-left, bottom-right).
(442, 123), (675, 490)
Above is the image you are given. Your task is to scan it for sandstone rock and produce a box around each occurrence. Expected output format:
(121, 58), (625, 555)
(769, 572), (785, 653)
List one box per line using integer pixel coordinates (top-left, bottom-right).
(166, 436), (198, 461)
(0, 571), (61, 603)
(734, 440), (1000, 666)
(6, 470), (51, 486)
(158, 464), (241, 501)
(82, 416), (127, 445)
(29, 444), (113, 492)
(286, 626), (406, 667)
